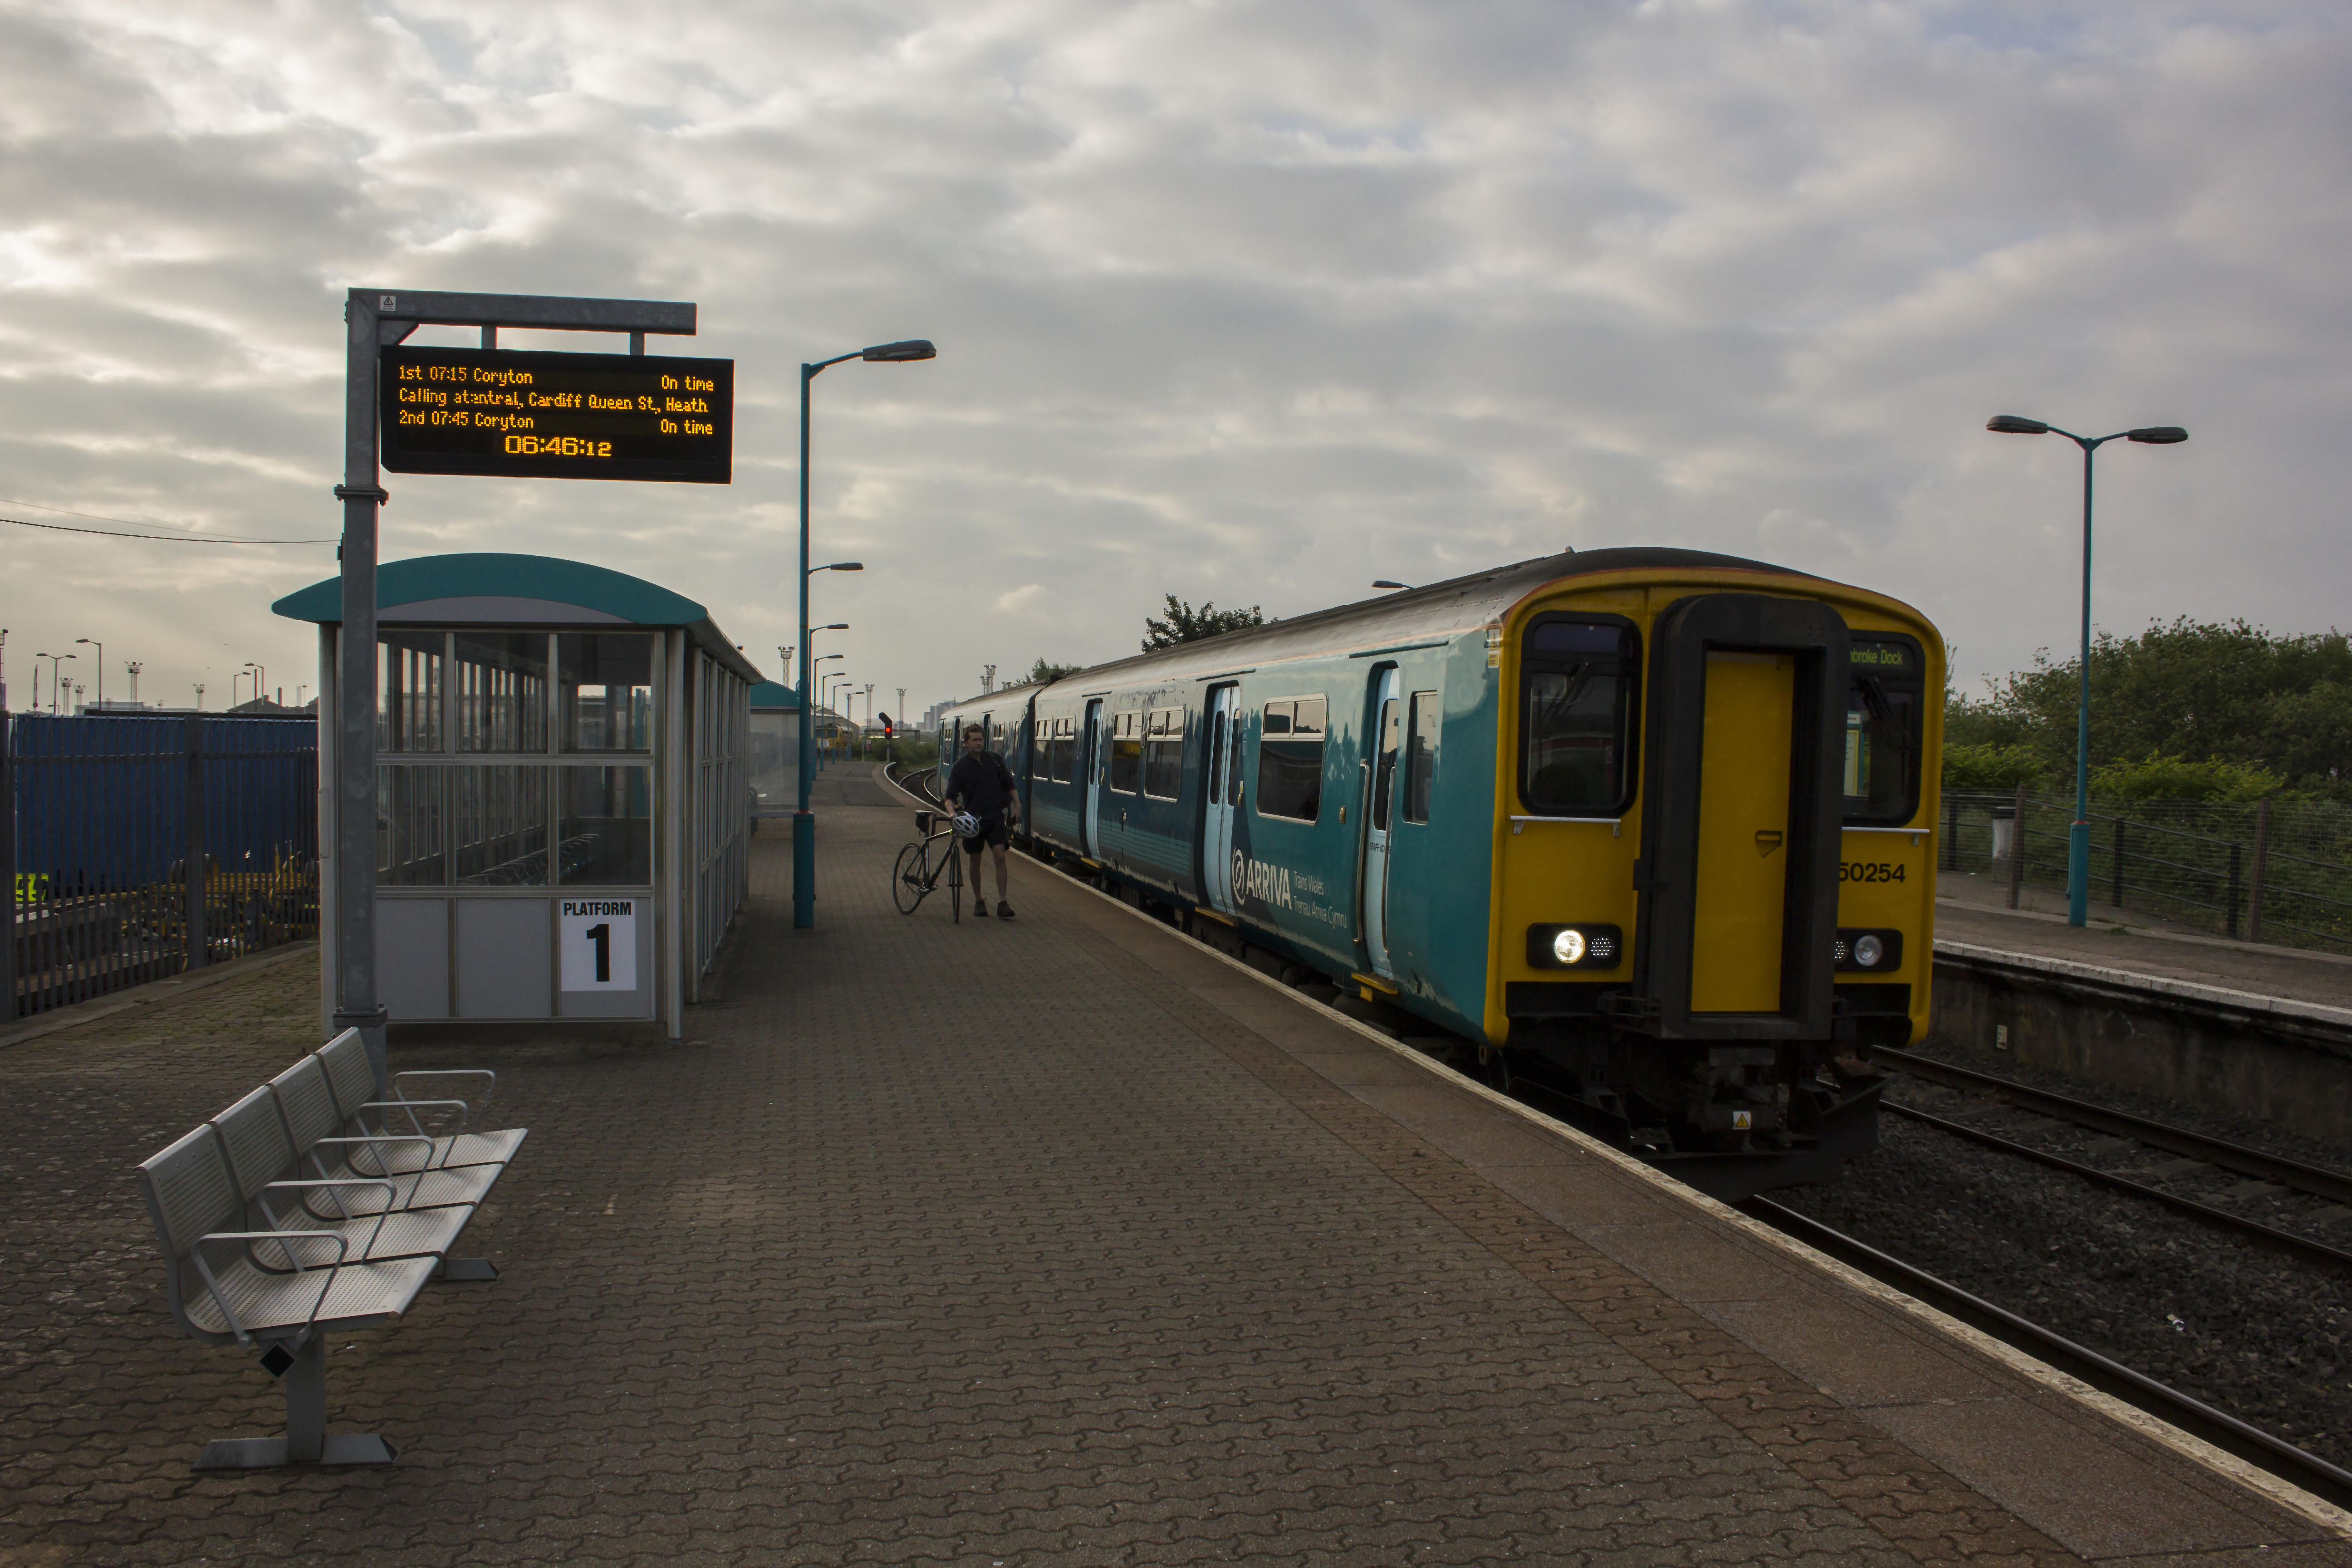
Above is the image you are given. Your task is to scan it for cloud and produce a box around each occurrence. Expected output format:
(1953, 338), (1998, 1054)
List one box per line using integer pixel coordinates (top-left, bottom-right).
(1, 0), (2349, 716)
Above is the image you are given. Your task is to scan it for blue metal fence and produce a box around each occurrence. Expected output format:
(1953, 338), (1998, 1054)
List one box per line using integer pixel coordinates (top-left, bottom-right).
(4, 712), (318, 1021)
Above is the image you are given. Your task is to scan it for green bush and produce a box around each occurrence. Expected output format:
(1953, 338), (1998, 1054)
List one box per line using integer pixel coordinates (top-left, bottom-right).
(1942, 743), (2043, 791)
(2088, 753), (2284, 803)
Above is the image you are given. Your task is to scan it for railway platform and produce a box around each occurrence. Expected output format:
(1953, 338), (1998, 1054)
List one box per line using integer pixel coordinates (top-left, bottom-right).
(3, 771), (2347, 1565)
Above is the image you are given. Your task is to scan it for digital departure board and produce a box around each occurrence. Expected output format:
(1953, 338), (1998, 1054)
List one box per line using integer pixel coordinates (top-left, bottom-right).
(380, 345), (733, 484)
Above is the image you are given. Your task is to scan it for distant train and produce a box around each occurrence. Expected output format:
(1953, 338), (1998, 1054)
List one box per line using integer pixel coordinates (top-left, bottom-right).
(937, 549), (1942, 1199)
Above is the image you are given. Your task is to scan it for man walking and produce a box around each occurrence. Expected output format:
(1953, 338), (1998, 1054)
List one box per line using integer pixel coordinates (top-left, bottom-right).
(945, 724), (1019, 919)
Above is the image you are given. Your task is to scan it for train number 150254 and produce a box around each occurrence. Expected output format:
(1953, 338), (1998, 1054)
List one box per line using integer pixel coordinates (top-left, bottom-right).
(1840, 861), (1907, 883)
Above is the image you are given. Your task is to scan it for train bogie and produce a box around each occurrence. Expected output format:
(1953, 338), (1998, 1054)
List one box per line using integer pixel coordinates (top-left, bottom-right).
(938, 549), (1941, 1200)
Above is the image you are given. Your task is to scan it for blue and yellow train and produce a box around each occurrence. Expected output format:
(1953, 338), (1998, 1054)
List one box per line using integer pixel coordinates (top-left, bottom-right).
(937, 548), (1942, 1198)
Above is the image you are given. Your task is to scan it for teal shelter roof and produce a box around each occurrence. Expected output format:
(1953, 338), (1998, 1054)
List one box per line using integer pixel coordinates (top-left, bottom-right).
(273, 553), (762, 684)
(749, 682), (799, 710)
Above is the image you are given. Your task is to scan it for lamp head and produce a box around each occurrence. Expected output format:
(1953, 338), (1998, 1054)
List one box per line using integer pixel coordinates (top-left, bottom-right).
(1987, 416), (2050, 435)
(2127, 426), (2188, 444)
(1372, 580), (1410, 590)
(861, 340), (936, 363)
(819, 622), (850, 631)
(76, 637), (93, 645)
(826, 561), (864, 572)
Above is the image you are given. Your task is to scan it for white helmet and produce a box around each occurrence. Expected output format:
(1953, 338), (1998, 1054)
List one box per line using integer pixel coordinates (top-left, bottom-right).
(952, 809), (981, 838)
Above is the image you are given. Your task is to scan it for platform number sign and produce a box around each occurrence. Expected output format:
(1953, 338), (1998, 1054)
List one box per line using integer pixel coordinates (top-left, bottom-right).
(559, 899), (638, 991)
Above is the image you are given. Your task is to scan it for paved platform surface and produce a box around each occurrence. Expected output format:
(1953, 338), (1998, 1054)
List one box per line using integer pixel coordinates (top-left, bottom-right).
(1936, 871), (2352, 1011)
(2, 783), (2346, 1565)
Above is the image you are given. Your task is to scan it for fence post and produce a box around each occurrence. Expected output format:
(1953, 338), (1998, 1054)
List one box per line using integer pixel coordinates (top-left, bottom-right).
(2008, 784), (2028, 909)
(2112, 817), (2127, 908)
(2247, 798), (2271, 945)
(2225, 839), (2244, 941)
(183, 715), (206, 973)
(0, 710), (14, 1022)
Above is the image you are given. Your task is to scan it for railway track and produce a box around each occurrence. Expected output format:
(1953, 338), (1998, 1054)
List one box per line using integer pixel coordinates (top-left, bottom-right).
(1742, 1196), (2352, 1513)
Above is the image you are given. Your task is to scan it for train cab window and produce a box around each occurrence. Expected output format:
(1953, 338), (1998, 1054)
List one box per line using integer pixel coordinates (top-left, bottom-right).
(1845, 637), (1923, 825)
(1257, 696), (1326, 821)
(1143, 707), (1185, 799)
(1108, 711), (1143, 793)
(1401, 691), (1438, 823)
(1519, 617), (1637, 815)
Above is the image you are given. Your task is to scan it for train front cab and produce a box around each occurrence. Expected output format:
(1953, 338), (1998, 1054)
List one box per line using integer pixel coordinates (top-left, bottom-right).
(1493, 573), (1940, 1199)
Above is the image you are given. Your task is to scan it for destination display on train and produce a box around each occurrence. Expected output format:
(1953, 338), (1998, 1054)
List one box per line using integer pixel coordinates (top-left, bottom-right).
(379, 345), (734, 484)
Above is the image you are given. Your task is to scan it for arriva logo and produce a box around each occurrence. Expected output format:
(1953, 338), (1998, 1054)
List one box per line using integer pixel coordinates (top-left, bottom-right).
(1232, 851), (1294, 911)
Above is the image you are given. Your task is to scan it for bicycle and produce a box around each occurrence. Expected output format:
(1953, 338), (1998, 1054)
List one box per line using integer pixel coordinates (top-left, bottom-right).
(892, 811), (965, 922)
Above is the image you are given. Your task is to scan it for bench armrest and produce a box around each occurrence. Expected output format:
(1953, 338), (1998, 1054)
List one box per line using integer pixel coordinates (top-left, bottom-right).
(261, 1176), (397, 1233)
(361, 1097), (470, 1136)
(192, 1230), (348, 1344)
(392, 1068), (495, 1112)
(312, 1131), (435, 1178)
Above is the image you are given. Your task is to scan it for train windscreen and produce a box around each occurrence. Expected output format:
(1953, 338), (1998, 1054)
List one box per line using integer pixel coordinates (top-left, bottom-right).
(1520, 618), (1637, 815)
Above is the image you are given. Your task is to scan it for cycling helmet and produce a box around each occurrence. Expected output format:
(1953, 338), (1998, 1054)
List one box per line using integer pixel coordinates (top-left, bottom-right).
(952, 809), (981, 838)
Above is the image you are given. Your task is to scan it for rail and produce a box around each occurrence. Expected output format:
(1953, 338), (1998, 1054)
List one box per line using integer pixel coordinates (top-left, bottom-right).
(1743, 1197), (2352, 1512)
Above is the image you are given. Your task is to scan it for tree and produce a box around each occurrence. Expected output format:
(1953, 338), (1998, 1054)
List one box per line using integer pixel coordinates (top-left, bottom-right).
(1026, 657), (1085, 686)
(1143, 594), (1264, 652)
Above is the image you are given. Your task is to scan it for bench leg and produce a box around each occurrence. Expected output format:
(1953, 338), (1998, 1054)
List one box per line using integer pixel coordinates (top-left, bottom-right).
(432, 1257), (498, 1282)
(192, 1336), (397, 1470)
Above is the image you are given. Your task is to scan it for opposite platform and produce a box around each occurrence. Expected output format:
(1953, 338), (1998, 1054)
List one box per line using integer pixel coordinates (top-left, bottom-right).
(0, 777), (2343, 1565)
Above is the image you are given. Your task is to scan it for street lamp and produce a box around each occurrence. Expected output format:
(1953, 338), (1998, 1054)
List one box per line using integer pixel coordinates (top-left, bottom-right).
(815, 655), (845, 769)
(36, 653), (74, 715)
(1372, 580), (1412, 591)
(243, 661), (264, 710)
(796, 338), (936, 928)
(1987, 414), (2189, 927)
(75, 639), (102, 706)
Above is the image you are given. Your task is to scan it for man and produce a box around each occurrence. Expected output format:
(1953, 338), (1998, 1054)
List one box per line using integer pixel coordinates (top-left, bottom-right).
(944, 723), (1019, 918)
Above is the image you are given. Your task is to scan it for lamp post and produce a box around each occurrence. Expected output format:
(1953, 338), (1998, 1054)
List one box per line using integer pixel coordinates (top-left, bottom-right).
(74, 640), (102, 707)
(796, 337), (936, 929)
(37, 653), (73, 714)
(1986, 415), (2188, 926)
(243, 662), (264, 710)
(815, 656), (845, 768)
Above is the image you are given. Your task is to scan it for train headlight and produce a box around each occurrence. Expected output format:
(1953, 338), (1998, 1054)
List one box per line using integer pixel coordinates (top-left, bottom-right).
(1527, 923), (1622, 970)
(1833, 928), (1902, 971)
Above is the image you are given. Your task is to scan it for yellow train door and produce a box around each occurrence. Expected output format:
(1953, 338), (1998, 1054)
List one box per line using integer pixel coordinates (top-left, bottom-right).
(1690, 652), (1793, 1013)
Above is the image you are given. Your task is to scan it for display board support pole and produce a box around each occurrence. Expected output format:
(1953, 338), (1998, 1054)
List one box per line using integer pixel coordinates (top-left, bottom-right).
(335, 290), (390, 1089)
(0, 711), (15, 1024)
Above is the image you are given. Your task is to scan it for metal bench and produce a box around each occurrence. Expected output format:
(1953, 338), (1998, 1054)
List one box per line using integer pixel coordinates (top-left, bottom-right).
(134, 1031), (528, 1468)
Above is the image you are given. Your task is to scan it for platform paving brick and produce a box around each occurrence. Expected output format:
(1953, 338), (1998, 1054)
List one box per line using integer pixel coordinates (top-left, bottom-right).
(0, 785), (2342, 1566)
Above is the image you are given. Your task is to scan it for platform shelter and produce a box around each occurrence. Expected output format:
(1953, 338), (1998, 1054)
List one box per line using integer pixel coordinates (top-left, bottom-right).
(273, 553), (759, 1038)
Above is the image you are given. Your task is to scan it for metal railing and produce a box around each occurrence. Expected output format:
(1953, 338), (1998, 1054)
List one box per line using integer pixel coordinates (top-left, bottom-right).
(1939, 788), (2352, 954)
(4, 712), (318, 1022)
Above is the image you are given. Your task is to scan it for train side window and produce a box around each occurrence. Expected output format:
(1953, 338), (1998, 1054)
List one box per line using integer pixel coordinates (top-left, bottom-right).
(1143, 707), (1185, 799)
(1108, 710), (1142, 793)
(1845, 637), (1923, 825)
(1049, 718), (1075, 783)
(1207, 710), (1227, 804)
(1519, 617), (1637, 815)
(1258, 696), (1325, 821)
(1402, 691), (1437, 823)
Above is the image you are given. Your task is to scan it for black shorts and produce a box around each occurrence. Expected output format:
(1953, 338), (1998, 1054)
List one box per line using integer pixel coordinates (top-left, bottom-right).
(962, 813), (1010, 853)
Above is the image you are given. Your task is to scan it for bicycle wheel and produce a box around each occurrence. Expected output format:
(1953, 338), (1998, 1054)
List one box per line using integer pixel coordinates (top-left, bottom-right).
(892, 842), (928, 914)
(948, 840), (963, 923)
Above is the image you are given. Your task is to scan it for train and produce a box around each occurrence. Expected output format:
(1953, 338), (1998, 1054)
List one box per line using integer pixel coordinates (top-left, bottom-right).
(934, 548), (1942, 1200)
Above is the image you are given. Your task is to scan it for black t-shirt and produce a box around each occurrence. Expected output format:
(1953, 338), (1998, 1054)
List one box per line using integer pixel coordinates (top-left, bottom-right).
(946, 751), (1016, 817)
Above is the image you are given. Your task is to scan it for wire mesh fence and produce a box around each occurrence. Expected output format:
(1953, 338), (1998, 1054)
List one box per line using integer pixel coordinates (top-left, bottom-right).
(4, 711), (318, 1022)
(1938, 788), (2352, 955)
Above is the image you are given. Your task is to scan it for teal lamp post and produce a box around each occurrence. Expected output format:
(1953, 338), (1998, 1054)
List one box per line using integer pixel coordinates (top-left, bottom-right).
(1986, 415), (2188, 926)
(795, 338), (935, 929)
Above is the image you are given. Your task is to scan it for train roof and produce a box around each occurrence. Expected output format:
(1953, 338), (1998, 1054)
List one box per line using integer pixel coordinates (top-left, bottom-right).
(948, 548), (1859, 706)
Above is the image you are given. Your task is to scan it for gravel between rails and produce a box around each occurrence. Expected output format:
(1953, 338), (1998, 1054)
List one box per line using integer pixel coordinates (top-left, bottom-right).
(1775, 1107), (2352, 1471)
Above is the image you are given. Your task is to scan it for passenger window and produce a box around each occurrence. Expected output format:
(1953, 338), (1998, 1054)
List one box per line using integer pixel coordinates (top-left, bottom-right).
(1845, 638), (1923, 825)
(1402, 691), (1437, 823)
(1370, 696), (1400, 831)
(1208, 710), (1227, 804)
(1108, 711), (1142, 793)
(1049, 718), (1075, 784)
(1520, 618), (1637, 815)
(1143, 706), (1185, 799)
(1256, 696), (1326, 821)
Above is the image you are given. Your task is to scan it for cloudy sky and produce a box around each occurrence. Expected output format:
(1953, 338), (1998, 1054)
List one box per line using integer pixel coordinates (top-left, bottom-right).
(3, 0), (2347, 719)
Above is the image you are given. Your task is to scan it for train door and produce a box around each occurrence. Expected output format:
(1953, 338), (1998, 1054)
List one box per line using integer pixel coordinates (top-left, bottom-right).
(1359, 667), (1401, 979)
(1201, 686), (1239, 913)
(1690, 653), (1793, 1011)
(1081, 698), (1105, 859)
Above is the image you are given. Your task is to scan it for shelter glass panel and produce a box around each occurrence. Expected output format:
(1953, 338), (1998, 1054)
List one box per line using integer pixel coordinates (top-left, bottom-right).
(560, 765), (653, 885)
(454, 765), (550, 885)
(455, 633), (550, 753)
(558, 633), (653, 752)
(1520, 619), (1636, 815)
(377, 632), (445, 752)
(1257, 696), (1325, 822)
(375, 765), (447, 885)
